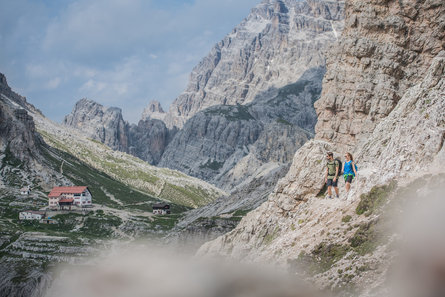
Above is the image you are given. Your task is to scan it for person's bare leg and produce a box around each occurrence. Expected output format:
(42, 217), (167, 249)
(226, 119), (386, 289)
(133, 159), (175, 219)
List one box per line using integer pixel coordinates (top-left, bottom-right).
(345, 182), (351, 192)
(334, 187), (339, 196)
(328, 186), (332, 197)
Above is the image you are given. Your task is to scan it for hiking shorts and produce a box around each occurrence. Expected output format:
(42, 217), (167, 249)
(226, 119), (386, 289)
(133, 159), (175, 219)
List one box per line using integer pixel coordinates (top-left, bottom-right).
(344, 174), (354, 183)
(327, 178), (338, 187)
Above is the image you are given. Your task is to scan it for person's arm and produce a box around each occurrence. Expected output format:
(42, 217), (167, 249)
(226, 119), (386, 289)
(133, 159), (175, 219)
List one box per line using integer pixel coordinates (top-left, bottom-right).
(325, 166), (328, 182)
(352, 161), (357, 176)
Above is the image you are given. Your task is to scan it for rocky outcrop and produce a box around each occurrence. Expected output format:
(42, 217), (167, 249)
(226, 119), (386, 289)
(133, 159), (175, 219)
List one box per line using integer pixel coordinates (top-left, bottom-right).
(64, 99), (175, 165)
(63, 98), (130, 152)
(159, 67), (323, 191)
(141, 100), (166, 121)
(314, 0), (445, 150)
(197, 0), (445, 294)
(164, 0), (345, 128)
(0, 73), (43, 162)
(128, 118), (176, 165)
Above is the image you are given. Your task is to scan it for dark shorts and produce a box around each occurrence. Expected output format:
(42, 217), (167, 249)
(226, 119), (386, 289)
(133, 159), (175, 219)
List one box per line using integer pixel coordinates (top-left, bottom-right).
(326, 178), (338, 187)
(344, 175), (354, 183)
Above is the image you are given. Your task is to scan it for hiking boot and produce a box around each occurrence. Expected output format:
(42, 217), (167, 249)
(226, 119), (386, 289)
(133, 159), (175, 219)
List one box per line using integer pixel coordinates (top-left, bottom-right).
(327, 195), (332, 199)
(336, 194), (340, 199)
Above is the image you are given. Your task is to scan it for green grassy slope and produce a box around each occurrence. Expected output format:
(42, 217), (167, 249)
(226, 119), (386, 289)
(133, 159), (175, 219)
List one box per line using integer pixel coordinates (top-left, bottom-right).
(37, 127), (224, 208)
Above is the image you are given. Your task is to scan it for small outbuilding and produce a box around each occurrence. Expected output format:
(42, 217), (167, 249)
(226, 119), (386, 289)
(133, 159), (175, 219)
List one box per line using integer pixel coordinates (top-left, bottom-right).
(152, 203), (170, 215)
(19, 211), (45, 220)
(20, 186), (30, 195)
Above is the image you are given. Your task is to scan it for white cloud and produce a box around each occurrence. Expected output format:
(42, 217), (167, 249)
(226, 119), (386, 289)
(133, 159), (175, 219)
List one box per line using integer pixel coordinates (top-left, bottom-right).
(45, 77), (61, 89)
(0, 0), (260, 123)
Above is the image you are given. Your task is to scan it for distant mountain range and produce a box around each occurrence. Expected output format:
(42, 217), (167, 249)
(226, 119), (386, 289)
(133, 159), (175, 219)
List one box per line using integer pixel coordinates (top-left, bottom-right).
(63, 0), (345, 195)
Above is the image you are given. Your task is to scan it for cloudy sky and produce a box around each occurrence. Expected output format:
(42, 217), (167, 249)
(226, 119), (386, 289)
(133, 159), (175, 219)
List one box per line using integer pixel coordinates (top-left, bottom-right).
(0, 0), (259, 123)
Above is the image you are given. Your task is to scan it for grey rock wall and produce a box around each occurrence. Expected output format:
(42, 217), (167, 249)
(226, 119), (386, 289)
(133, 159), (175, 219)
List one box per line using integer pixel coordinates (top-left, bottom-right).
(63, 98), (130, 152)
(159, 67), (324, 191)
(314, 0), (445, 150)
(63, 99), (175, 165)
(164, 0), (344, 128)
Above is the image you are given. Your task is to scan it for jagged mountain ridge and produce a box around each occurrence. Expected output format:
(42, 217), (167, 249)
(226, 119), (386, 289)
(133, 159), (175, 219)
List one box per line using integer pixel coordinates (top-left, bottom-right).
(198, 0), (445, 295)
(164, 0), (345, 129)
(141, 100), (166, 121)
(64, 98), (129, 152)
(63, 99), (176, 165)
(158, 67), (324, 191)
(64, 65), (323, 192)
(64, 0), (344, 194)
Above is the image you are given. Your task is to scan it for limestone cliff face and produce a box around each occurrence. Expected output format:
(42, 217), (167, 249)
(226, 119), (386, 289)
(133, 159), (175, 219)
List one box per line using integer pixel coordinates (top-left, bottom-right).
(0, 73), (43, 162)
(314, 0), (445, 149)
(0, 72), (73, 195)
(198, 0), (445, 293)
(164, 0), (345, 128)
(129, 119), (177, 165)
(64, 99), (130, 152)
(159, 67), (323, 191)
(63, 99), (174, 165)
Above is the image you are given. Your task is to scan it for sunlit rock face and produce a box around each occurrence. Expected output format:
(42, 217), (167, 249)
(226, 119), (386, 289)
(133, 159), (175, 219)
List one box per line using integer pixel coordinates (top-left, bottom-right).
(164, 0), (345, 129)
(314, 0), (445, 150)
(63, 98), (130, 152)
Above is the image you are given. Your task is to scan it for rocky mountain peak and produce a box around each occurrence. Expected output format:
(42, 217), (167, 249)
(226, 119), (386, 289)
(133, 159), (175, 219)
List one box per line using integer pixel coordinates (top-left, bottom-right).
(63, 98), (129, 151)
(0, 72), (28, 109)
(164, 0), (345, 128)
(63, 98), (176, 165)
(0, 73), (7, 86)
(141, 100), (166, 121)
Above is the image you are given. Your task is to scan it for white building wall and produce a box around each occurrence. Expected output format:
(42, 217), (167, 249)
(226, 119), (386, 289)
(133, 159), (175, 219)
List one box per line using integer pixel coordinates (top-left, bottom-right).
(19, 212), (43, 220)
(49, 197), (59, 208)
(81, 190), (92, 206)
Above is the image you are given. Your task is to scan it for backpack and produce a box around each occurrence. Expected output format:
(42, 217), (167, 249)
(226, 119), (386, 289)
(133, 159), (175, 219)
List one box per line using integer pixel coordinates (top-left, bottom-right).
(335, 158), (343, 175)
(327, 159), (342, 176)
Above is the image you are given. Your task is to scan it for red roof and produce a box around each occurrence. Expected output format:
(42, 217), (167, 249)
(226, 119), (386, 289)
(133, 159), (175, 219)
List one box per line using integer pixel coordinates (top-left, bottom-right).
(48, 186), (88, 197)
(59, 198), (74, 203)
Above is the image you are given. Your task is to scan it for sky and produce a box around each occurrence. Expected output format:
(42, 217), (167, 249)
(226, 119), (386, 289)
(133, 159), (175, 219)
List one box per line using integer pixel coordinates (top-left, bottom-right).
(0, 0), (260, 123)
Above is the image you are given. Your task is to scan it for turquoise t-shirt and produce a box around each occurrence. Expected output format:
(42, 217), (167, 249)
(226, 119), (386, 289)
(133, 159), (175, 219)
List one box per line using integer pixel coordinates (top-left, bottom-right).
(344, 160), (355, 176)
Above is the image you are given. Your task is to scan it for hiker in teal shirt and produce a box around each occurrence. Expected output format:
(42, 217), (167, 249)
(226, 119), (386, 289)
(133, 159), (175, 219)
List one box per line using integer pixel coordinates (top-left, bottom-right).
(343, 152), (357, 193)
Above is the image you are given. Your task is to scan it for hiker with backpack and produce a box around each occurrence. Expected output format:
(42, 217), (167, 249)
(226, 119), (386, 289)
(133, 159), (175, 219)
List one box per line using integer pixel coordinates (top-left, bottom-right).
(343, 152), (358, 193)
(325, 152), (341, 199)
